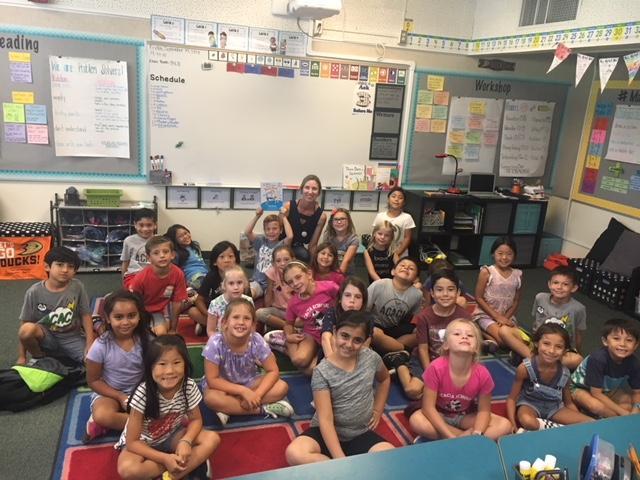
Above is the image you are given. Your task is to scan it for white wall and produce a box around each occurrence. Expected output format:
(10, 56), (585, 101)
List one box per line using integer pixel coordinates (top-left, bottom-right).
(472, 0), (640, 39)
(406, 0), (476, 39)
(2, 0), (640, 256)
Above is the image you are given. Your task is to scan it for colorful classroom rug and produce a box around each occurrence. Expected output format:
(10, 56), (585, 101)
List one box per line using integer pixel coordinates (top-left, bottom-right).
(52, 348), (515, 480)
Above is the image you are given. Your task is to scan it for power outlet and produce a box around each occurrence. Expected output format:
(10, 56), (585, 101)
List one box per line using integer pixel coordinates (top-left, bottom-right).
(314, 20), (323, 36)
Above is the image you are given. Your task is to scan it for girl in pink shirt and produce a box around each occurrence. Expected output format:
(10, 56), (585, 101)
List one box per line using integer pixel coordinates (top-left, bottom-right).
(281, 261), (338, 375)
(310, 242), (345, 287)
(257, 245), (295, 330)
(408, 318), (511, 441)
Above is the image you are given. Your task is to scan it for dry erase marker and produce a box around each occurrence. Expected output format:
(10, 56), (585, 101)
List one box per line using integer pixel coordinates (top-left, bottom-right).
(153, 30), (166, 40)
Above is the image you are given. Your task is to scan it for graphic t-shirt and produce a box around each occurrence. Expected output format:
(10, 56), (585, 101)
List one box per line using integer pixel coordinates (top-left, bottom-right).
(532, 293), (586, 347)
(120, 234), (150, 276)
(251, 235), (285, 290)
(117, 378), (201, 448)
(286, 281), (339, 343)
(367, 278), (422, 329)
(20, 279), (90, 333)
(423, 356), (494, 415)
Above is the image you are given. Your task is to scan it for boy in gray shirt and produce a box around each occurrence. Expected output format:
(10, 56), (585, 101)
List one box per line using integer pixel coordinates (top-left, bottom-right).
(17, 246), (93, 366)
(368, 257), (422, 359)
(532, 266), (586, 370)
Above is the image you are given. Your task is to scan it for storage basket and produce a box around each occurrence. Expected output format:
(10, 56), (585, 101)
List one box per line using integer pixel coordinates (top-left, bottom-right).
(84, 189), (123, 207)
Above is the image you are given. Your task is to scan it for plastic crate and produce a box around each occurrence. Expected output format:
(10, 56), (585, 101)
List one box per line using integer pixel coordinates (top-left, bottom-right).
(589, 269), (630, 310)
(569, 258), (600, 294)
(84, 189), (123, 207)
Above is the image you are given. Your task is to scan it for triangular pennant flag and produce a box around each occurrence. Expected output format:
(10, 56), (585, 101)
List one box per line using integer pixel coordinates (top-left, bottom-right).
(623, 51), (640, 84)
(575, 53), (594, 86)
(547, 43), (572, 73)
(599, 57), (619, 92)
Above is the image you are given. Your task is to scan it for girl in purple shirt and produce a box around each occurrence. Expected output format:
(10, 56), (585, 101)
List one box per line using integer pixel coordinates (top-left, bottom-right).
(85, 290), (152, 442)
(203, 298), (293, 425)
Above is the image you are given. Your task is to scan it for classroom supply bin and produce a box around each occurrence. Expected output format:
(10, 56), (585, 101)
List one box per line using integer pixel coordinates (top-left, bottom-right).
(84, 189), (123, 207)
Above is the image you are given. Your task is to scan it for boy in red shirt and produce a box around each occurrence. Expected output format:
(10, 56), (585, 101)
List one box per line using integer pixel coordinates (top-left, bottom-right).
(128, 235), (187, 335)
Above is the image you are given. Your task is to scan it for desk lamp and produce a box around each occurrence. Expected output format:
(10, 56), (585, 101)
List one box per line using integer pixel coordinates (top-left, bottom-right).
(435, 153), (462, 194)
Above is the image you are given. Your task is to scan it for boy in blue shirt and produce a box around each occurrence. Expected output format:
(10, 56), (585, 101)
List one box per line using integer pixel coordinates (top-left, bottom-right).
(17, 246), (93, 366)
(571, 318), (640, 417)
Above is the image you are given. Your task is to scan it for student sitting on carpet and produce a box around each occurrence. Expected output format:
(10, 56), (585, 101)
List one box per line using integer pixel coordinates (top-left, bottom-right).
(256, 245), (295, 331)
(393, 269), (472, 401)
(17, 246), (94, 367)
(570, 318), (640, 418)
(164, 224), (209, 329)
(367, 257), (422, 365)
(472, 236), (531, 364)
(531, 266), (586, 370)
(206, 265), (254, 336)
(320, 276), (369, 357)
(117, 335), (219, 480)
(193, 241), (241, 336)
(265, 261), (339, 375)
(286, 311), (393, 465)
(202, 298), (293, 426)
(85, 290), (154, 442)
(128, 236), (188, 336)
(408, 318), (512, 441)
(506, 323), (592, 432)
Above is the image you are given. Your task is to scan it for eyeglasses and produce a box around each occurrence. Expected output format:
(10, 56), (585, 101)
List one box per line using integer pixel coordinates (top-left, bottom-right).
(333, 217), (348, 222)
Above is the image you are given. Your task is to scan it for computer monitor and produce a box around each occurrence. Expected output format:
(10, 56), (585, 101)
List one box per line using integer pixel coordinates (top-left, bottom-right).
(468, 173), (496, 194)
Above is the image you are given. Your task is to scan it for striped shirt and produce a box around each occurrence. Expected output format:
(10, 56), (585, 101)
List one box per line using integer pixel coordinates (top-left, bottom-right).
(117, 378), (201, 448)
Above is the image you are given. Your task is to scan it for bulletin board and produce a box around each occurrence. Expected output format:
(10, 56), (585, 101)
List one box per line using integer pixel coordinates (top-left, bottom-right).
(0, 25), (146, 182)
(571, 80), (640, 218)
(402, 70), (569, 189)
(147, 42), (411, 187)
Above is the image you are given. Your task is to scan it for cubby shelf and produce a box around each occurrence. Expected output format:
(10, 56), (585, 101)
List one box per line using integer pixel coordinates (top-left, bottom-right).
(50, 194), (157, 272)
(405, 192), (548, 269)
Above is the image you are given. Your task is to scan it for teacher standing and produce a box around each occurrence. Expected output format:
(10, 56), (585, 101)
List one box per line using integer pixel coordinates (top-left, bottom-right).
(282, 174), (327, 263)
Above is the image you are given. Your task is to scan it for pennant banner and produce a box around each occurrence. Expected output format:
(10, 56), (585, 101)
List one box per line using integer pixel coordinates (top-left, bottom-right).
(547, 43), (572, 73)
(599, 57), (619, 92)
(623, 51), (640, 84)
(575, 53), (594, 86)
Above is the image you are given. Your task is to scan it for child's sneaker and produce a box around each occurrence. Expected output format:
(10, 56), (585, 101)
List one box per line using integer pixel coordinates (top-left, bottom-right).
(83, 415), (109, 443)
(537, 418), (561, 430)
(382, 350), (411, 373)
(216, 411), (230, 426)
(263, 400), (294, 419)
(264, 330), (287, 354)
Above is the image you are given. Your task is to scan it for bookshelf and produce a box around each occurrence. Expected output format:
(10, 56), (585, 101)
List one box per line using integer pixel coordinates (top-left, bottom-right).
(405, 192), (548, 269)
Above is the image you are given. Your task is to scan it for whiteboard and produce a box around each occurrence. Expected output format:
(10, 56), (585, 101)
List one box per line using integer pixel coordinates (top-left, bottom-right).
(148, 43), (409, 186)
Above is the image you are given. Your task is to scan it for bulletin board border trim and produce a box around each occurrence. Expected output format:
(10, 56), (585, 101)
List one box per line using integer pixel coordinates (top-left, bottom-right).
(0, 24), (147, 183)
(402, 68), (570, 191)
(571, 80), (640, 218)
